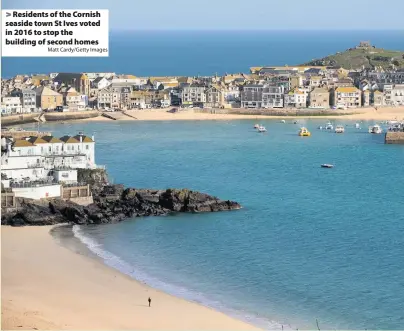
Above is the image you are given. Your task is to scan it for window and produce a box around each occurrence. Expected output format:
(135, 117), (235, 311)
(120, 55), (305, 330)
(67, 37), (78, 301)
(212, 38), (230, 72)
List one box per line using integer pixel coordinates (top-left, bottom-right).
(48, 146), (51, 152)
(86, 145), (89, 150)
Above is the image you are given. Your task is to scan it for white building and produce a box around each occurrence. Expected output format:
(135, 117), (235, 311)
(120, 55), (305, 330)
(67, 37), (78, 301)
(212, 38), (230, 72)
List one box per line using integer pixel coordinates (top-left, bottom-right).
(223, 85), (240, 107)
(84, 72), (115, 80)
(181, 83), (207, 107)
(284, 90), (307, 108)
(66, 94), (88, 110)
(91, 76), (111, 90)
(262, 86), (284, 108)
(1, 133), (97, 183)
(383, 84), (404, 106)
(1, 96), (22, 114)
(97, 86), (114, 109)
(111, 77), (142, 86)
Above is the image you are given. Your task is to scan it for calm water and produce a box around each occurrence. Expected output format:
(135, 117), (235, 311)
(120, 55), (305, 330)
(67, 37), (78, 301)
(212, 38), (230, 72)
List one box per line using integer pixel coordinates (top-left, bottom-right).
(2, 30), (404, 78)
(35, 119), (404, 329)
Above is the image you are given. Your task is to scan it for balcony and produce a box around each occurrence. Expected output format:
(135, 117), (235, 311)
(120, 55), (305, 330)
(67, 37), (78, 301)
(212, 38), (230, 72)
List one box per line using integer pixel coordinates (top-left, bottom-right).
(43, 151), (87, 157)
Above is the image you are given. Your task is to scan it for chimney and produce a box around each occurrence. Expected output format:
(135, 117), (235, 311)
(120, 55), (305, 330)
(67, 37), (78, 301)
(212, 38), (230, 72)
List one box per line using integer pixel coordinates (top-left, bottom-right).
(80, 135), (83, 143)
(92, 135), (95, 142)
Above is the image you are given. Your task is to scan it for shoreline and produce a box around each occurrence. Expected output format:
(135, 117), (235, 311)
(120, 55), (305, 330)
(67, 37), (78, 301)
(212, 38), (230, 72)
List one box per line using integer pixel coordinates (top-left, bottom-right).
(5, 106), (404, 128)
(1, 225), (262, 330)
(81, 107), (404, 123)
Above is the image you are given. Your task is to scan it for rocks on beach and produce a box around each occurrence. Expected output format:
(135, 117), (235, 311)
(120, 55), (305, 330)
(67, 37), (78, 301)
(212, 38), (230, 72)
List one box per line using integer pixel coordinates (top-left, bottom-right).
(1, 185), (241, 226)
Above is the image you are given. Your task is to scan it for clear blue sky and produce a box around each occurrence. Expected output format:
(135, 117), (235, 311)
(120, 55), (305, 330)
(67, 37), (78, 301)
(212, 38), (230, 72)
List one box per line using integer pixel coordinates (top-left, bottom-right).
(3, 0), (404, 31)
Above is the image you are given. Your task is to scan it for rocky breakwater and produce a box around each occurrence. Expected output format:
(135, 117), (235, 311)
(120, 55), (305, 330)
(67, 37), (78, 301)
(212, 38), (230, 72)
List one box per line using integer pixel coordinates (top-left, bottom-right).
(1, 185), (241, 226)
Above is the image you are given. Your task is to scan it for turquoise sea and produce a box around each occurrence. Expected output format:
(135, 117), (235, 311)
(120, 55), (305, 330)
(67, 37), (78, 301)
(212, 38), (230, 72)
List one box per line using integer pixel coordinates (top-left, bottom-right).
(34, 119), (404, 329)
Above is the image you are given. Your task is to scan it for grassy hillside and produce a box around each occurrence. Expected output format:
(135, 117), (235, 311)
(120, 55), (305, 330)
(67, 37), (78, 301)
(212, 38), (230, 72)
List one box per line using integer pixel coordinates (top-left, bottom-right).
(302, 46), (404, 70)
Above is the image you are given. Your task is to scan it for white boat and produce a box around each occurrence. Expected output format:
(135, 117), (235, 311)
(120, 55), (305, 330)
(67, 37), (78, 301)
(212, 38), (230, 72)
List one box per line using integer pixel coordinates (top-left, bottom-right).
(321, 164), (334, 168)
(325, 122), (333, 130)
(254, 124), (260, 129)
(280, 120), (286, 123)
(368, 124), (383, 134)
(257, 125), (267, 132)
(355, 123), (360, 129)
(335, 125), (345, 133)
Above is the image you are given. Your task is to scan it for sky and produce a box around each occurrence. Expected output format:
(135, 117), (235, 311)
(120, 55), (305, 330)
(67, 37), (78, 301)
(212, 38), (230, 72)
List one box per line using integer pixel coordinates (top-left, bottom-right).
(2, 0), (404, 31)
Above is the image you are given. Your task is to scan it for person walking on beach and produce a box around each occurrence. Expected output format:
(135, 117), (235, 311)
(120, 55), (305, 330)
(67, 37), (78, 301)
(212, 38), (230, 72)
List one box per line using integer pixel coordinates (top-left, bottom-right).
(148, 297), (151, 307)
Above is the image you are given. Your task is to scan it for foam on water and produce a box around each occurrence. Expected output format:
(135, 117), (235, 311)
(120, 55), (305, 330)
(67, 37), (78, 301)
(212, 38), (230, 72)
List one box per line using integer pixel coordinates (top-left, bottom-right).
(72, 225), (291, 330)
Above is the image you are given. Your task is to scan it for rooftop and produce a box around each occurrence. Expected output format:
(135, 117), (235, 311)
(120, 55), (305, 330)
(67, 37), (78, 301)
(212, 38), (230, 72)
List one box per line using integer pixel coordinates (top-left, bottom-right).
(13, 139), (34, 147)
(335, 87), (359, 93)
(42, 136), (62, 143)
(28, 136), (48, 144)
(60, 136), (80, 144)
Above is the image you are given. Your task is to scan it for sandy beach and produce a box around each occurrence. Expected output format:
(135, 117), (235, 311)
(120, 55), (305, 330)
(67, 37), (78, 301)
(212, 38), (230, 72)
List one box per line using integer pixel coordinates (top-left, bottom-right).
(81, 107), (404, 123)
(1, 225), (259, 330)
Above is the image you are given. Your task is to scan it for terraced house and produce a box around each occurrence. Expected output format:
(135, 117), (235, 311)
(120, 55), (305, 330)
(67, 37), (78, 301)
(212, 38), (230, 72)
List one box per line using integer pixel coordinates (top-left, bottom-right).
(130, 90), (170, 109)
(35, 86), (63, 110)
(10, 88), (37, 112)
(285, 89), (307, 108)
(262, 86), (284, 108)
(383, 84), (404, 106)
(181, 83), (207, 107)
(308, 88), (330, 109)
(333, 87), (361, 108)
(241, 84), (264, 108)
(205, 86), (224, 108)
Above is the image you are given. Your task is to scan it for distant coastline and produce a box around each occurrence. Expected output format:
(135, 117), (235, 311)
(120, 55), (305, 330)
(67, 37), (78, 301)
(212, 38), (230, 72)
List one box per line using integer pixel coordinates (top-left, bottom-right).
(2, 30), (403, 78)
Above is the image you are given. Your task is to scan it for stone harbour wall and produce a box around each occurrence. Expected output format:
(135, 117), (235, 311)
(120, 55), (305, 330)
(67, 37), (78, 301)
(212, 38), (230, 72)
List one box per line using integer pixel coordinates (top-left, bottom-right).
(385, 132), (404, 144)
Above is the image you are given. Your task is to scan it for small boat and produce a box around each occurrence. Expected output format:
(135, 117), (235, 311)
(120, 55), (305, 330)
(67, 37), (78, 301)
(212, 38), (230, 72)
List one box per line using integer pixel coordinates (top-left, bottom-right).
(325, 122), (333, 130)
(368, 124), (383, 134)
(335, 125), (345, 133)
(294, 121), (298, 124)
(298, 127), (311, 137)
(257, 125), (267, 132)
(318, 126), (323, 130)
(355, 123), (360, 129)
(321, 164), (334, 168)
(280, 120), (286, 123)
(254, 124), (260, 129)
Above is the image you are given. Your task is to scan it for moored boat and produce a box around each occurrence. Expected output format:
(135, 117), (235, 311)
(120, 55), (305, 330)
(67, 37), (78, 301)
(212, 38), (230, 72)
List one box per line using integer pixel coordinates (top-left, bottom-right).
(257, 125), (267, 132)
(321, 164), (334, 168)
(335, 125), (345, 133)
(298, 127), (311, 136)
(368, 124), (383, 134)
(254, 124), (260, 129)
(355, 123), (360, 129)
(325, 122), (333, 130)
